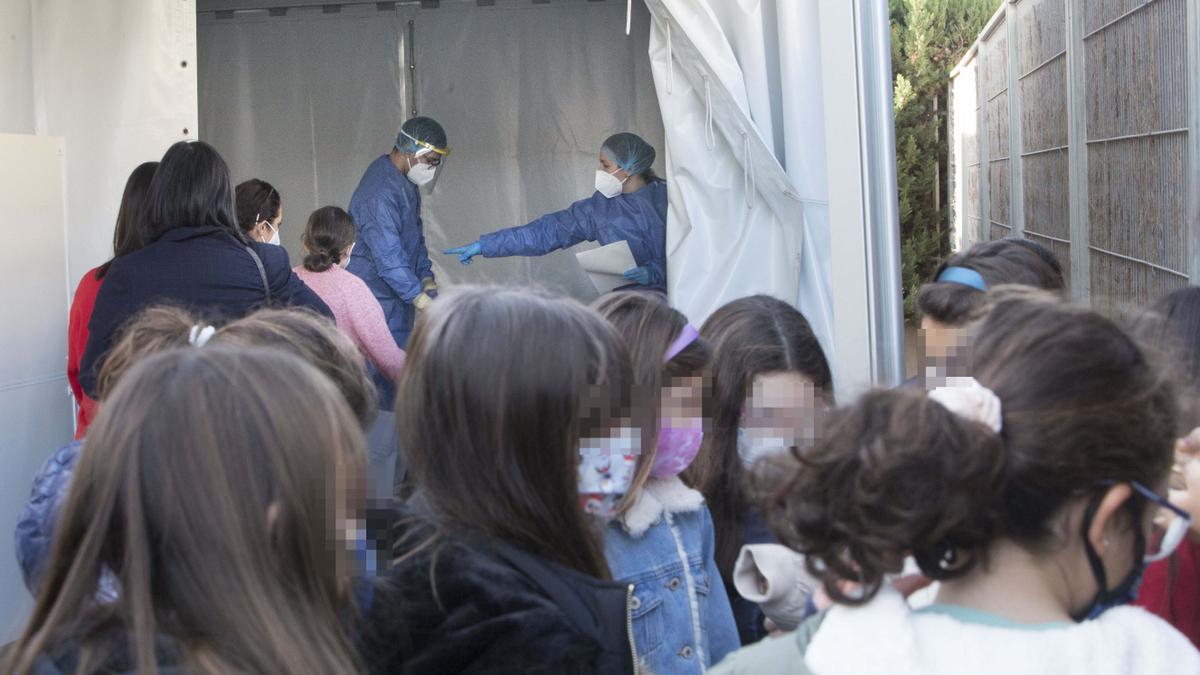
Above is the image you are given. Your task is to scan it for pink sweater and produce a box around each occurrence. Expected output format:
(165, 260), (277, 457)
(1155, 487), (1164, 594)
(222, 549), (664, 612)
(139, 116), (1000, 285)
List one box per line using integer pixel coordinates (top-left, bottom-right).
(295, 265), (406, 382)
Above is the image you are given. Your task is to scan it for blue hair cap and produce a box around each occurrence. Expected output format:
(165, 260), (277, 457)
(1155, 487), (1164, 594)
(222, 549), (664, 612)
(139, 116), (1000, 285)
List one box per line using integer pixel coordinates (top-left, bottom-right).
(936, 266), (987, 292)
(396, 116), (448, 153)
(601, 132), (656, 176)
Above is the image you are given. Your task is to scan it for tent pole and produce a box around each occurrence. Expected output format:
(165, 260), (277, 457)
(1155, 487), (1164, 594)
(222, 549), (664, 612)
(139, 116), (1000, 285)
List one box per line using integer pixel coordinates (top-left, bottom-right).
(819, 0), (905, 392)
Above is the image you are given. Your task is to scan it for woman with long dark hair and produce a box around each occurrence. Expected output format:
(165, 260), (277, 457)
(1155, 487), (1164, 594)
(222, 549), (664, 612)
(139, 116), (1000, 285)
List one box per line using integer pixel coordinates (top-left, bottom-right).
(234, 178), (284, 244)
(77, 141), (330, 397)
(66, 161), (157, 438)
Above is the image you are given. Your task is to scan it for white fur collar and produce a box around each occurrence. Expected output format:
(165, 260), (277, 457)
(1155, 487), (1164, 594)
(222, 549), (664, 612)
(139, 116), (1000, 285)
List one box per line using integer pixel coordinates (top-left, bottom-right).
(618, 476), (705, 538)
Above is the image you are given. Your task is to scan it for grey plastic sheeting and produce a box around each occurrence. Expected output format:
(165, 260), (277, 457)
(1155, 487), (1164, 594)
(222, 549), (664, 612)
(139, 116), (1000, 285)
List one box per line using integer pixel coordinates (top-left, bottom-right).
(198, 1), (665, 303)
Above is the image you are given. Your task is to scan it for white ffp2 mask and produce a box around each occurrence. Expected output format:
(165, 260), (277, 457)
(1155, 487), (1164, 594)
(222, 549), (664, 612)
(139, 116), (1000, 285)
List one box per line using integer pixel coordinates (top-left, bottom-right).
(408, 162), (437, 187)
(595, 169), (627, 199)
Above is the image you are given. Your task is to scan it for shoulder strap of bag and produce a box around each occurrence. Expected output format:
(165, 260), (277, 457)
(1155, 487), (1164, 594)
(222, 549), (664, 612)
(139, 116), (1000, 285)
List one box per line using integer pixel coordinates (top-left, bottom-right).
(243, 245), (273, 304)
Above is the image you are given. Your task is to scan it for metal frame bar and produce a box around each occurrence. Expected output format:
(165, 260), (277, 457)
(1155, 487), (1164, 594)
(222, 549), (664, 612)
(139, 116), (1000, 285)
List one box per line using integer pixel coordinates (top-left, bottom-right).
(1006, 2), (1025, 237)
(1025, 230), (1071, 244)
(854, 0), (905, 387)
(1020, 144), (1068, 157)
(978, 39), (991, 241)
(1089, 244), (1190, 279)
(1018, 48), (1067, 82)
(1086, 128), (1189, 144)
(948, 77), (958, 248)
(1066, 0), (1091, 300)
(1082, 0), (1161, 41)
(1190, 0), (1200, 281)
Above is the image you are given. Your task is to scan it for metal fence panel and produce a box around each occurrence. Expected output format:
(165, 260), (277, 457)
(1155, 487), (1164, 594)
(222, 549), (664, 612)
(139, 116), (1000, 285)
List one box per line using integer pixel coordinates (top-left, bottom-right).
(1084, 0), (1189, 308)
(1019, 0), (1071, 286)
(948, 0), (1193, 308)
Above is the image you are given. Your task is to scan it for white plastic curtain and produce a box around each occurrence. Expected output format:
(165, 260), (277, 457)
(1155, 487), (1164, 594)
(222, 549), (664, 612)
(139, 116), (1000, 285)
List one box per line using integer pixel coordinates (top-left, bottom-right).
(645, 0), (834, 361)
(198, 1), (664, 302)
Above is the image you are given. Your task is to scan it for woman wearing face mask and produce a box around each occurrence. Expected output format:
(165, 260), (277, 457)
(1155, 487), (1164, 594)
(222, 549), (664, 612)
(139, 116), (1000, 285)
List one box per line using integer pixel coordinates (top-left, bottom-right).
(683, 294), (834, 645)
(444, 133), (666, 292)
(712, 295), (1200, 674)
(591, 292), (740, 674)
(236, 178), (284, 244)
(346, 117), (449, 349)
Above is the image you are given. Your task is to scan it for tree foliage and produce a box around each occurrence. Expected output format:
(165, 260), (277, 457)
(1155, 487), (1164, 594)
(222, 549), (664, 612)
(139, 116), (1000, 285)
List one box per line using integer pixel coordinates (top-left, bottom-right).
(891, 0), (997, 320)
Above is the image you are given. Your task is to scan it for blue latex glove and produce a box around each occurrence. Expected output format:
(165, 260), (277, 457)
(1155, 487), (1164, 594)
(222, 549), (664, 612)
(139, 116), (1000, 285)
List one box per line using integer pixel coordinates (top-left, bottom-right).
(623, 266), (652, 286)
(444, 241), (483, 265)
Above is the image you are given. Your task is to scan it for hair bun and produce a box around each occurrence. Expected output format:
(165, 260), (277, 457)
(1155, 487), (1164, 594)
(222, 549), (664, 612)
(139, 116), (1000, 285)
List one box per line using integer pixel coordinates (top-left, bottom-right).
(303, 249), (335, 273)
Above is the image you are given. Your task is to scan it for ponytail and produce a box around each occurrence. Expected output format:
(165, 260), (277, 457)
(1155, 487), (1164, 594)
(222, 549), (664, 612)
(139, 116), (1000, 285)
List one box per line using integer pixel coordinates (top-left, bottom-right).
(765, 387), (1006, 605)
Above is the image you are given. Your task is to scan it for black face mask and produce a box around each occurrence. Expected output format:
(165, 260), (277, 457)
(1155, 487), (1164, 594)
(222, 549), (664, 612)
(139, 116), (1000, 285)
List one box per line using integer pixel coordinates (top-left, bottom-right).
(1072, 494), (1148, 622)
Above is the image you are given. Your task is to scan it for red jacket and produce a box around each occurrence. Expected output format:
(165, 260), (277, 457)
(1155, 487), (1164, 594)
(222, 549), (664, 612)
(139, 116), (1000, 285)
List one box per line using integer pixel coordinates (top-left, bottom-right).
(1137, 539), (1200, 648)
(67, 267), (102, 438)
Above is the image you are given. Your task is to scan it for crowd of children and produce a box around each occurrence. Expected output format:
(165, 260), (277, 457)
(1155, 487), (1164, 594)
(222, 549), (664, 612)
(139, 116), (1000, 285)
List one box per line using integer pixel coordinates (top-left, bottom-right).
(5, 139), (1200, 674)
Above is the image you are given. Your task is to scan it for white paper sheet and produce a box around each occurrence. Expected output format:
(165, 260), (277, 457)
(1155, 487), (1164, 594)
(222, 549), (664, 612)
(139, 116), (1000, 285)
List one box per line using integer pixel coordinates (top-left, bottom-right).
(575, 240), (637, 294)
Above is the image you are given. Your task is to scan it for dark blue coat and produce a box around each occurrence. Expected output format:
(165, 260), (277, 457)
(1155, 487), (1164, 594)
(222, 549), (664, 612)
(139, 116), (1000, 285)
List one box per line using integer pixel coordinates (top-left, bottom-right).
(78, 226), (331, 397)
(479, 180), (668, 292)
(347, 155), (434, 347)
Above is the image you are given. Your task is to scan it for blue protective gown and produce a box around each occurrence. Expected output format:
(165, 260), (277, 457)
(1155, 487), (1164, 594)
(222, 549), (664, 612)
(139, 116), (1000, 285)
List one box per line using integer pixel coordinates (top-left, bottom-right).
(479, 180), (668, 292)
(347, 155), (434, 347)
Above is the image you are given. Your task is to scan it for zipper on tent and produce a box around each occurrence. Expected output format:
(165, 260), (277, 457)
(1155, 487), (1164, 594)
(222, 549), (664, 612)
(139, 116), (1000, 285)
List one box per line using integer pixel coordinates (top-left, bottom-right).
(703, 77), (716, 150)
(742, 131), (756, 209)
(666, 21), (674, 94)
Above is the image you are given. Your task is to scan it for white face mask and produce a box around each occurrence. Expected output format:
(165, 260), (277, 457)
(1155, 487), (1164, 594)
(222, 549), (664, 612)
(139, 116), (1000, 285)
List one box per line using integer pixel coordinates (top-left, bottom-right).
(263, 221), (281, 246)
(578, 428), (641, 520)
(595, 169), (627, 199)
(737, 427), (796, 468)
(340, 243), (355, 268)
(407, 159), (437, 187)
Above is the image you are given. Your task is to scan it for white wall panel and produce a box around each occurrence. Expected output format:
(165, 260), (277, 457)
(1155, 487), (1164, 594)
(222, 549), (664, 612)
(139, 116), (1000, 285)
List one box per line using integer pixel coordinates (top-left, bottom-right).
(0, 133), (72, 639)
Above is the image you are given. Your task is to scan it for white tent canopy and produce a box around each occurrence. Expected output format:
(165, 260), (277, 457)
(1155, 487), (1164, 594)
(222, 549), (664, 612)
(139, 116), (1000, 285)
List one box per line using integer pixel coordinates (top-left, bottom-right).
(0, 0), (901, 634)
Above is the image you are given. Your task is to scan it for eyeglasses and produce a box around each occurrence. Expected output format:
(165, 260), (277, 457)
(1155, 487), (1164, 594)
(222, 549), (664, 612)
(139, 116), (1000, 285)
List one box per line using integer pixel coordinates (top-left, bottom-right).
(1128, 480), (1192, 563)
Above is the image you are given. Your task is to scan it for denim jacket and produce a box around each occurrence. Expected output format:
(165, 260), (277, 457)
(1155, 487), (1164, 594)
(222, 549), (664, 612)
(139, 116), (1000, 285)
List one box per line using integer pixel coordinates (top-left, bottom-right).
(605, 476), (740, 673)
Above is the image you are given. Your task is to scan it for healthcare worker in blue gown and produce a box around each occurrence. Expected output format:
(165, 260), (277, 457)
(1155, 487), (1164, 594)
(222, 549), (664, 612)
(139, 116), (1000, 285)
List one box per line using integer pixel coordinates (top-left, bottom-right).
(444, 133), (667, 292)
(347, 116), (449, 348)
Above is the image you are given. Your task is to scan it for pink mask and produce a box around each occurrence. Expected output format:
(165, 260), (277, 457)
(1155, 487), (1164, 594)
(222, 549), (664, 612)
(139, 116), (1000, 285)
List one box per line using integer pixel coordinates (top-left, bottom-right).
(651, 418), (704, 478)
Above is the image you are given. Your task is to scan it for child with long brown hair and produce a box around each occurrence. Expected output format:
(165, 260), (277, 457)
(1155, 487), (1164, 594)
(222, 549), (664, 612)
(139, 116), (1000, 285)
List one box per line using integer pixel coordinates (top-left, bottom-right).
(362, 286), (639, 673)
(684, 294), (833, 644)
(592, 291), (740, 674)
(3, 346), (367, 674)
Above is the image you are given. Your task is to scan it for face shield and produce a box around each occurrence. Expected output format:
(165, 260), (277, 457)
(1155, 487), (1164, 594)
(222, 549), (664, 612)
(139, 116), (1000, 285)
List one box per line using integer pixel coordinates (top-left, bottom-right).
(400, 129), (451, 194)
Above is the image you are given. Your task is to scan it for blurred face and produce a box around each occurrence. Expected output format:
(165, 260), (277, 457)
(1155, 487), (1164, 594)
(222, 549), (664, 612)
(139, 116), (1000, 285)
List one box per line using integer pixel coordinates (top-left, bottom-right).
(919, 316), (974, 382)
(660, 374), (705, 423)
(739, 371), (826, 451)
